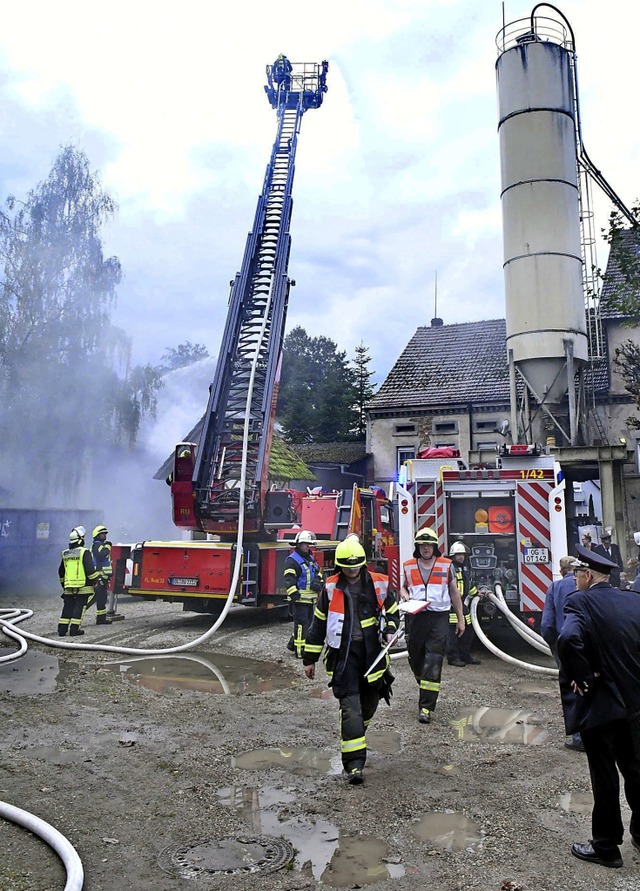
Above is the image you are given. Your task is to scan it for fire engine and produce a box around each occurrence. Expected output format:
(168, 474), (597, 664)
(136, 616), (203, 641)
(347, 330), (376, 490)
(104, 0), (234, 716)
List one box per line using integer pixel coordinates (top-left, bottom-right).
(394, 444), (567, 627)
(109, 57), (398, 615)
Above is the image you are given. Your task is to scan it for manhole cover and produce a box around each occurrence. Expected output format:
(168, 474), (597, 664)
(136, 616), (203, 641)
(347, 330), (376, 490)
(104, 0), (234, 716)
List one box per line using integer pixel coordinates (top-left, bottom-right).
(158, 834), (294, 878)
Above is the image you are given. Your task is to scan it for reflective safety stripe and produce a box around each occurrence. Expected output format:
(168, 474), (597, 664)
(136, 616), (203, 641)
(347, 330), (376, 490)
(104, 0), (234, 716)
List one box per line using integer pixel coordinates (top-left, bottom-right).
(325, 572), (390, 649)
(304, 642), (323, 655)
(419, 680), (441, 691)
(314, 607), (327, 621)
(403, 557), (452, 611)
(361, 616), (377, 628)
(341, 735), (366, 754)
(449, 612), (458, 624)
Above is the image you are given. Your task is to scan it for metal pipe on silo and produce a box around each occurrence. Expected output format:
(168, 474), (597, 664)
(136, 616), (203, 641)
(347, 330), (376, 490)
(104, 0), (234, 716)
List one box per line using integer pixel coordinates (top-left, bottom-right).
(496, 12), (588, 445)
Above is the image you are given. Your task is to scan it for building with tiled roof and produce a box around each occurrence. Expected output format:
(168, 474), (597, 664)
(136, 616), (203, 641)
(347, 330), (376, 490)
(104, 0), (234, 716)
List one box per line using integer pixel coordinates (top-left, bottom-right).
(366, 318), (512, 483)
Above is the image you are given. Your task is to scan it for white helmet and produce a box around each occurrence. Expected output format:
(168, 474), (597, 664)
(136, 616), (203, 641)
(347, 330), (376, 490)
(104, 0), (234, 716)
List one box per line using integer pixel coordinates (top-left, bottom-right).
(295, 530), (316, 545)
(449, 541), (468, 557)
(69, 527), (85, 547)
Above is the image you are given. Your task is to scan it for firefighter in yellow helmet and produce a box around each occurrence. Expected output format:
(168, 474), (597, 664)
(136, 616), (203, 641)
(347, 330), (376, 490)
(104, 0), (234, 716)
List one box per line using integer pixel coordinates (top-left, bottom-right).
(284, 530), (324, 658)
(83, 525), (113, 625)
(400, 527), (465, 724)
(446, 541), (481, 667)
(303, 537), (399, 785)
(57, 527), (100, 636)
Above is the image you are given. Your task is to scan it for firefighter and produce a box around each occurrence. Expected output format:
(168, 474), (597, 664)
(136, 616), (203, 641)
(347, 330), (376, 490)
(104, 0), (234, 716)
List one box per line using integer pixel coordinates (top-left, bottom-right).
(58, 527), (100, 637)
(447, 542), (481, 667)
(84, 525), (113, 625)
(400, 527), (465, 724)
(303, 537), (399, 785)
(284, 530), (324, 657)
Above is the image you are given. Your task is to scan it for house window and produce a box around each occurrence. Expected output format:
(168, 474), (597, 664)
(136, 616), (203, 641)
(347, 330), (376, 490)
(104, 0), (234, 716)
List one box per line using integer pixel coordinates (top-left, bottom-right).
(433, 421), (458, 435)
(473, 419), (498, 433)
(394, 423), (416, 435)
(397, 447), (415, 473)
(477, 441), (498, 452)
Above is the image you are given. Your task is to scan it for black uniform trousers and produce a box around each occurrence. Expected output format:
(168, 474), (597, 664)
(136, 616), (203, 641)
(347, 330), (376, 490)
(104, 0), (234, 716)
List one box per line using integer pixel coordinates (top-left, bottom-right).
(447, 602), (474, 661)
(288, 599), (314, 658)
(580, 716), (640, 854)
(406, 610), (449, 713)
(84, 578), (109, 621)
(333, 639), (381, 772)
(58, 592), (90, 635)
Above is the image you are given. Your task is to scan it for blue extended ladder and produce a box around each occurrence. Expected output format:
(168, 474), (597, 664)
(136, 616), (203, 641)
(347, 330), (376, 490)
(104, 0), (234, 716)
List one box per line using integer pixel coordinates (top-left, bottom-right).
(191, 57), (328, 535)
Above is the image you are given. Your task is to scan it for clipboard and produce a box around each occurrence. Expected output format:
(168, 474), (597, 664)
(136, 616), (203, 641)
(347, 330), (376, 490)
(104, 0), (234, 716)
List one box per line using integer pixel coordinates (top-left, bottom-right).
(398, 600), (430, 614)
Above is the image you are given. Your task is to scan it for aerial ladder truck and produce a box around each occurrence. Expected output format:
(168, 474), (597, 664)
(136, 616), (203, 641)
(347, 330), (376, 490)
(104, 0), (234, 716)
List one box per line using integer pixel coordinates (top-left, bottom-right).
(110, 57), (338, 613)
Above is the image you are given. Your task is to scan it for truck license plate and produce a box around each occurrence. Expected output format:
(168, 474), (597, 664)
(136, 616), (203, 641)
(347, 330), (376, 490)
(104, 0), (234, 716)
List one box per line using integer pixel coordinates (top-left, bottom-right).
(523, 547), (549, 564)
(169, 577), (199, 587)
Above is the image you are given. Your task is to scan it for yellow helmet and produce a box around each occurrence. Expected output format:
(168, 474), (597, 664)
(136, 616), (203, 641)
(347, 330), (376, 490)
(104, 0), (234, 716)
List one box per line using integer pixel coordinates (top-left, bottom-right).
(93, 525), (108, 538)
(414, 527), (439, 547)
(335, 538), (366, 569)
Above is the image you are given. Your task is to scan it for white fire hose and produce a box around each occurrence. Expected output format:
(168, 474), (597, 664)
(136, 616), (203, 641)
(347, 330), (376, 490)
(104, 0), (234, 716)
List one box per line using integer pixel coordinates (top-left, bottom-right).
(0, 800), (83, 891)
(470, 584), (558, 676)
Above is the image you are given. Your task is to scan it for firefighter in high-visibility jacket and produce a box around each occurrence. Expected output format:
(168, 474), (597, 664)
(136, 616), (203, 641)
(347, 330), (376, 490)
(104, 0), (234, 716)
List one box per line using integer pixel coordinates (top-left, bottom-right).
(84, 525), (113, 625)
(400, 527), (465, 724)
(303, 537), (399, 785)
(58, 527), (100, 637)
(284, 529), (324, 657)
(447, 541), (481, 667)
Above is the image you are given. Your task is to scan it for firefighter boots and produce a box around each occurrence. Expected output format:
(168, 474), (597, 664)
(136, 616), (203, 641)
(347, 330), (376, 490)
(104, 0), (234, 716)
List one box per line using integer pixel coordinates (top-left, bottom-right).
(96, 616), (112, 625)
(69, 628), (85, 636)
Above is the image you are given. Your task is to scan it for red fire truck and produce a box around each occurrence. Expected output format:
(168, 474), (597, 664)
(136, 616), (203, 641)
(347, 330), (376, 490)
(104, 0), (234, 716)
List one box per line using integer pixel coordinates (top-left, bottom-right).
(394, 445), (567, 627)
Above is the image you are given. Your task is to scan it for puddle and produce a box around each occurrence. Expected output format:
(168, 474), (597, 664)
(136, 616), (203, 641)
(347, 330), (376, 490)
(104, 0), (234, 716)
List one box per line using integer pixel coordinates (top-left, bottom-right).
(413, 811), (484, 852)
(232, 746), (342, 776)
(558, 791), (593, 814)
(216, 784), (405, 885)
(451, 707), (548, 745)
(367, 730), (402, 755)
(106, 651), (301, 695)
(0, 648), (60, 695)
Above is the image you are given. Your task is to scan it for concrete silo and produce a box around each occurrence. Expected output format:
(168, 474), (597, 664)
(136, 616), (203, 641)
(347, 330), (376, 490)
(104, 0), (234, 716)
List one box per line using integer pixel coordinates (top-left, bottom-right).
(496, 12), (588, 445)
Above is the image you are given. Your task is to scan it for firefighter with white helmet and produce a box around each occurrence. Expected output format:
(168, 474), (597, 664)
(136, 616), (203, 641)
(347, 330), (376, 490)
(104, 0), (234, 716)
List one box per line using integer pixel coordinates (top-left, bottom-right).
(446, 541), (481, 668)
(83, 524), (113, 625)
(400, 527), (465, 724)
(303, 537), (399, 785)
(57, 527), (100, 636)
(283, 529), (323, 657)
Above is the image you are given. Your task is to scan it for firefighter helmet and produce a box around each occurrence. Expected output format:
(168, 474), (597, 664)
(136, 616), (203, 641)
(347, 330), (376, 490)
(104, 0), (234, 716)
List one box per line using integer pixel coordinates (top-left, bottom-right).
(294, 530), (316, 545)
(69, 527), (85, 547)
(93, 525), (108, 539)
(414, 528), (439, 547)
(335, 538), (366, 569)
(449, 541), (468, 557)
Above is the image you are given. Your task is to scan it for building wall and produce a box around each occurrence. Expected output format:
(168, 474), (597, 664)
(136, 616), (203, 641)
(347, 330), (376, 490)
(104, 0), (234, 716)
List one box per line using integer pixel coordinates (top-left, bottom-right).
(368, 407), (509, 485)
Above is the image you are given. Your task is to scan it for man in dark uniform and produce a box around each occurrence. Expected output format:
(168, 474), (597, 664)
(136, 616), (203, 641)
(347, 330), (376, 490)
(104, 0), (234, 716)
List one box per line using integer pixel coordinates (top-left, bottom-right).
(558, 544), (640, 869)
(592, 531), (623, 587)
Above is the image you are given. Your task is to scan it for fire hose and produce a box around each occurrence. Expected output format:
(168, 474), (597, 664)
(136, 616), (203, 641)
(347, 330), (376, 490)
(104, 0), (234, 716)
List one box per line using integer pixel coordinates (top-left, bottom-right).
(470, 584), (558, 677)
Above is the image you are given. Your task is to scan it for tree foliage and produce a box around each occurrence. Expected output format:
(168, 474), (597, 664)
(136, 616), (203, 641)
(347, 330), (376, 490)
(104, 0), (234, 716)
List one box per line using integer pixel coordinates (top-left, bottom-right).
(158, 341), (209, 374)
(613, 340), (640, 431)
(0, 145), (162, 502)
(277, 326), (358, 442)
(600, 207), (640, 317)
(353, 340), (377, 438)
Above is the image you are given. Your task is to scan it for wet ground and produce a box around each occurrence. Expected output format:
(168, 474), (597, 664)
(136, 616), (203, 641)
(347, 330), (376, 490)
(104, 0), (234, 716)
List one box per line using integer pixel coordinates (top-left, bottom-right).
(0, 596), (638, 890)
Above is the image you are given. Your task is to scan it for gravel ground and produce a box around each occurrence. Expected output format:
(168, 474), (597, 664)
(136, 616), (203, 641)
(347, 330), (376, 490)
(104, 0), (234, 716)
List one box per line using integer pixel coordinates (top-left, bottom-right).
(1, 593), (639, 891)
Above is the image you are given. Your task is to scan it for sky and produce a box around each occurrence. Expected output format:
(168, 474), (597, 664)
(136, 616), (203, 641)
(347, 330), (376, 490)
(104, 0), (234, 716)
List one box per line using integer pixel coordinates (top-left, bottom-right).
(1, 0), (639, 436)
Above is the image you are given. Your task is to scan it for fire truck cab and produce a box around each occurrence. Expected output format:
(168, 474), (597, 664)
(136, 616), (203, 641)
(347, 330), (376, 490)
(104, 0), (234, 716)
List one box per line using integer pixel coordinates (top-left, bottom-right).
(395, 445), (567, 627)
